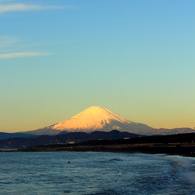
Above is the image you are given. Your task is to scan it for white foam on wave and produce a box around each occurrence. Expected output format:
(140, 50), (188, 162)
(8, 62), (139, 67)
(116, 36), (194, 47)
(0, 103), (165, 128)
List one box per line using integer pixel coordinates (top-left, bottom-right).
(161, 155), (195, 184)
(165, 156), (194, 169)
(132, 153), (195, 184)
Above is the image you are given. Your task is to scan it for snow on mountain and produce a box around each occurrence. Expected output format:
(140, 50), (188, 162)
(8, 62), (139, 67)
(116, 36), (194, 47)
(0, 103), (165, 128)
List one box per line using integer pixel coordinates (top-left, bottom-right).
(12, 106), (194, 136)
(42, 106), (153, 133)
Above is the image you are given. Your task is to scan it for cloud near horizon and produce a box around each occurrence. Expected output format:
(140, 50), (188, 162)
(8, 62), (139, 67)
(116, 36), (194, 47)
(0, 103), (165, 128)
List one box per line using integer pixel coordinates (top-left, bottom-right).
(0, 52), (50, 59)
(0, 3), (72, 13)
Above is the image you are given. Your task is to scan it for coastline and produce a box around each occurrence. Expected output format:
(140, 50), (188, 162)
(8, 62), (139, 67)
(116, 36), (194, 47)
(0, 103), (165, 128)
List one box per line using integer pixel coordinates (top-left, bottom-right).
(0, 148), (18, 152)
(17, 142), (195, 157)
(1, 133), (194, 157)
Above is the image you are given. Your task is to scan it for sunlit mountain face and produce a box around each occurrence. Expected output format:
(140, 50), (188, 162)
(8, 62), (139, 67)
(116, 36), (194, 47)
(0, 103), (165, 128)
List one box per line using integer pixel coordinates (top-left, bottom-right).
(39, 106), (153, 133)
(21, 106), (194, 136)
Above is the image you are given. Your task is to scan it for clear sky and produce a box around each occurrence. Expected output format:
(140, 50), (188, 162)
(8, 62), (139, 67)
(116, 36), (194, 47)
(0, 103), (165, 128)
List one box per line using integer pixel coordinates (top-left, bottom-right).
(0, 0), (195, 132)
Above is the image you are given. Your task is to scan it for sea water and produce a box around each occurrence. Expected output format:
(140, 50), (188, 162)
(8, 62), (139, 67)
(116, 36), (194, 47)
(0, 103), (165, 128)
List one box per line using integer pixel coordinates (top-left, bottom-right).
(0, 152), (195, 195)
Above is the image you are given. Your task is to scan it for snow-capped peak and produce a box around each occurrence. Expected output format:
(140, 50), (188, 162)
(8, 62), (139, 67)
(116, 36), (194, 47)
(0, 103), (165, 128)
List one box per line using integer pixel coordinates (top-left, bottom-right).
(70, 106), (132, 124)
(44, 106), (152, 133)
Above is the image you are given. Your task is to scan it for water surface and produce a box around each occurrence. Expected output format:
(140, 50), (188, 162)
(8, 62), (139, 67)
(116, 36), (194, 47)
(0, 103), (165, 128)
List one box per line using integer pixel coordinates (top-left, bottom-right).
(0, 152), (195, 195)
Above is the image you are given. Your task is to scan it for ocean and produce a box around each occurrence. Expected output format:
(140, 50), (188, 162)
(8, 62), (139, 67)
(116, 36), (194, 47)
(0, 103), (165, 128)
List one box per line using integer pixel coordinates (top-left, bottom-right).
(0, 151), (195, 195)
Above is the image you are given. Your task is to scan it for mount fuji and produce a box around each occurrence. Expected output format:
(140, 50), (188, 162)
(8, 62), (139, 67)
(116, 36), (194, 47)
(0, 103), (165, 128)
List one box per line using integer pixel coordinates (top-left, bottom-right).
(34, 106), (153, 134)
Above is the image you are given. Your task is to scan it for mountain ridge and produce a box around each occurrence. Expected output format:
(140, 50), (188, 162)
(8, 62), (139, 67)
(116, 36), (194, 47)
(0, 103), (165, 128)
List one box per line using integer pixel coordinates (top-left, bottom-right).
(2, 106), (194, 137)
(39, 106), (153, 133)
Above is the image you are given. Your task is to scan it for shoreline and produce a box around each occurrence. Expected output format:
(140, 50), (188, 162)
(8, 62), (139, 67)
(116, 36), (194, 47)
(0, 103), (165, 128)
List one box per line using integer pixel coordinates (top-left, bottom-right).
(16, 143), (195, 157)
(2, 133), (195, 157)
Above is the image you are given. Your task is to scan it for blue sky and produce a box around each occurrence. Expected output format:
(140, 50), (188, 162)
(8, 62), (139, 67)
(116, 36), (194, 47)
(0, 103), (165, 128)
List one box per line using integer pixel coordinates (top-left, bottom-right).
(0, 0), (195, 132)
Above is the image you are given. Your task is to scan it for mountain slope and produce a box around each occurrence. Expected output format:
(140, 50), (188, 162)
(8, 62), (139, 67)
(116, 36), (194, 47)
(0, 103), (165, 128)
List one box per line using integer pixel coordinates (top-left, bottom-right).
(10, 106), (194, 136)
(21, 128), (62, 135)
(0, 132), (36, 140)
(149, 128), (195, 135)
(42, 106), (153, 133)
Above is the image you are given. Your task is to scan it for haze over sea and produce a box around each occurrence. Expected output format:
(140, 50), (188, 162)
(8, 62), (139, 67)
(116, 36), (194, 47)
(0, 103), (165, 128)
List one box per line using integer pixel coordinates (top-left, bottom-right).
(1, 152), (195, 195)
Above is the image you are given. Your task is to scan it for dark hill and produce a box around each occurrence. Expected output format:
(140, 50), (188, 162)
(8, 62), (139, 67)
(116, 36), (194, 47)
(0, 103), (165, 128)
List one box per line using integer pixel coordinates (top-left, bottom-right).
(0, 130), (140, 148)
(88, 130), (137, 140)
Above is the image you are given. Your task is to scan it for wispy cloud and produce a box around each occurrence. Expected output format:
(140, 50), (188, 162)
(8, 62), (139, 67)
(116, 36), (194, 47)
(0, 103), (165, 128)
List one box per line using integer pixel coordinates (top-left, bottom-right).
(0, 3), (72, 13)
(0, 52), (50, 59)
(0, 36), (51, 58)
(0, 36), (19, 48)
